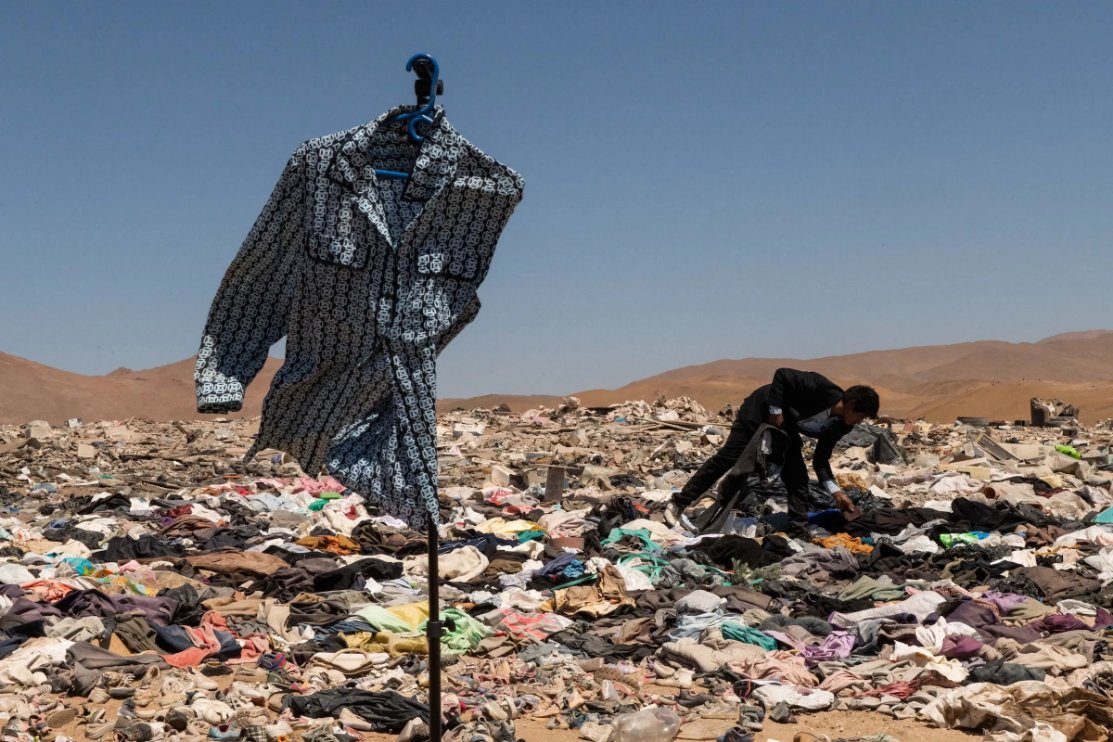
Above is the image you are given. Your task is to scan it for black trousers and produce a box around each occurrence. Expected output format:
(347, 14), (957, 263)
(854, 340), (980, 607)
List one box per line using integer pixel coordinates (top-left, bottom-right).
(675, 390), (810, 527)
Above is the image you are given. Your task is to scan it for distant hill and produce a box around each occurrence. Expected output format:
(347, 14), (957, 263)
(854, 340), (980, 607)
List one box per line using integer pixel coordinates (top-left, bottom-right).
(439, 331), (1113, 423)
(3, 331), (1112, 424)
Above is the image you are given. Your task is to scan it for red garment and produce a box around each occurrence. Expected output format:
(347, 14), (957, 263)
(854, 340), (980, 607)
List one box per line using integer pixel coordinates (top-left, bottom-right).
(230, 635), (269, 664)
(164, 625), (222, 668)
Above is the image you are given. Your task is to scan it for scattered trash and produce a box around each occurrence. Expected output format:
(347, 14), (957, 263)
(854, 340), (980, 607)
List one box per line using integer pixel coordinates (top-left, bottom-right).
(1, 401), (1112, 740)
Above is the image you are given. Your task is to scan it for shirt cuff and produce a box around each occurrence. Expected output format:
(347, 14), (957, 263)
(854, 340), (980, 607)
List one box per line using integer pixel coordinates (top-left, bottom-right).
(197, 398), (244, 414)
(196, 381), (246, 414)
(768, 406), (783, 416)
(822, 480), (841, 495)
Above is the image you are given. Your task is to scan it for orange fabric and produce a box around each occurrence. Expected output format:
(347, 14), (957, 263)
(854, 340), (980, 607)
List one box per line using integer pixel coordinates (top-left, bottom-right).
(21, 580), (76, 602)
(296, 535), (362, 555)
(814, 533), (873, 554)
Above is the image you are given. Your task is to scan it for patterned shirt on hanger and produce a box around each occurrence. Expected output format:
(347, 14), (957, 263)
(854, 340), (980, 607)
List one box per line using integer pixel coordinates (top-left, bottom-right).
(195, 105), (525, 528)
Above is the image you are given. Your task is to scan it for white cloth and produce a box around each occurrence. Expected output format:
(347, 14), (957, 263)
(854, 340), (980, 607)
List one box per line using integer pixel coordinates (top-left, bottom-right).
(753, 683), (834, 710)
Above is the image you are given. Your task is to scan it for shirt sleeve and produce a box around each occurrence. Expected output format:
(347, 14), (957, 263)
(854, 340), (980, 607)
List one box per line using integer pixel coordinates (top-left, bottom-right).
(767, 368), (792, 411)
(768, 406), (783, 416)
(812, 422), (851, 492)
(195, 150), (305, 413)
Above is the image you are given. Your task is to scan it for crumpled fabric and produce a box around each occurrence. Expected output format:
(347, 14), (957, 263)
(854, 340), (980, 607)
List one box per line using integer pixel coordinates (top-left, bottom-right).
(727, 650), (817, 687)
(888, 642), (968, 683)
(163, 624), (223, 668)
(753, 683), (834, 710)
(481, 607), (571, 643)
(548, 566), (633, 618)
(675, 589), (725, 614)
(829, 590), (947, 628)
(992, 639), (1090, 673)
(285, 689), (428, 733)
(720, 623), (777, 651)
(406, 545), (489, 582)
(921, 681), (1113, 742)
(658, 635), (765, 674)
(814, 533), (873, 554)
(420, 608), (491, 654)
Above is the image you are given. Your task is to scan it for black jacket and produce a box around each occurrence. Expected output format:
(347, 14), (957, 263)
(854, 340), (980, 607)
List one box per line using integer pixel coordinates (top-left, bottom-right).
(759, 368), (852, 487)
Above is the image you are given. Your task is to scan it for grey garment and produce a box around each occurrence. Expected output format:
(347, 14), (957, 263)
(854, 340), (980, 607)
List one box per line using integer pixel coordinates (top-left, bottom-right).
(66, 641), (167, 671)
(849, 618), (899, 653)
(675, 590), (724, 615)
(1039, 629), (1098, 662)
(64, 646), (164, 698)
(668, 611), (734, 641)
(778, 547), (860, 581)
(761, 614), (833, 637)
(270, 510), (308, 529)
(45, 616), (105, 642)
(195, 105), (524, 529)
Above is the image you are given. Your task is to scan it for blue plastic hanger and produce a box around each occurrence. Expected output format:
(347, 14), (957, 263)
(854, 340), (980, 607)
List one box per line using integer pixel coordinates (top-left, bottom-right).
(375, 53), (442, 181)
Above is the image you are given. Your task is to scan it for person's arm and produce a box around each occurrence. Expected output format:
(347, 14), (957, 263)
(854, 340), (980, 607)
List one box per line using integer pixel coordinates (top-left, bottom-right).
(814, 422), (858, 511)
(766, 367), (795, 414)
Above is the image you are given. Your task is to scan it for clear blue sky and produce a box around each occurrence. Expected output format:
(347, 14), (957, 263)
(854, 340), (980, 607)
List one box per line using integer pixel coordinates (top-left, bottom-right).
(2, 3), (1111, 397)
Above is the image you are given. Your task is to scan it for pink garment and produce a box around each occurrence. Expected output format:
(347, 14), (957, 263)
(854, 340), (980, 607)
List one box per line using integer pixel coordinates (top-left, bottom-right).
(727, 650), (817, 687)
(164, 625), (222, 668)
(488, 609), (570, 643)
(851, 680), (920, 700)
(201, 611), (233, 634)
(766, 629), (855, 665)
(296, 476), (347, 495)
(230, 635), (269, 664)
(819, 669), (867, 694)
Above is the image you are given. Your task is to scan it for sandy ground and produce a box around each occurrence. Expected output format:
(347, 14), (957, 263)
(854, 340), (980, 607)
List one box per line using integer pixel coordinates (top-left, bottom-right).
(322, 712), (979, 741)
(50, 703), (978, 742)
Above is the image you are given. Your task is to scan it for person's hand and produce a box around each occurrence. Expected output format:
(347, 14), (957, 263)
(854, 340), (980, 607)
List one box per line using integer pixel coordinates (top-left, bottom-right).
(768, 413), (784, 428)
(834, 490), (860, 515)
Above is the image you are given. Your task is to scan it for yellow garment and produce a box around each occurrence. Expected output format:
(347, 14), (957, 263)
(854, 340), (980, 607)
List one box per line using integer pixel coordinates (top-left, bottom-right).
(340, 631), (379, 650)
(474, 518), (544, 538)
(342, 631), (429, 656)
(814, 533), (873, 554)
(385, 602), (431, 631)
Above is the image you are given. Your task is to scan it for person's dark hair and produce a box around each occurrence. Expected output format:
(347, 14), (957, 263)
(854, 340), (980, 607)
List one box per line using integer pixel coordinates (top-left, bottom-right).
(843, 385), (880, 417)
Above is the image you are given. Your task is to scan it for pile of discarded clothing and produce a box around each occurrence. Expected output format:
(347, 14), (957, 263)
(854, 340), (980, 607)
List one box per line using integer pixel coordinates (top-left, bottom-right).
(1, 405), (1113, 742)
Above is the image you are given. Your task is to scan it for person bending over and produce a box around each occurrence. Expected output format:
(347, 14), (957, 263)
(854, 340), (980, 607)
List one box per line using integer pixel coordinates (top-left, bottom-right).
(664, 368), (880, 535)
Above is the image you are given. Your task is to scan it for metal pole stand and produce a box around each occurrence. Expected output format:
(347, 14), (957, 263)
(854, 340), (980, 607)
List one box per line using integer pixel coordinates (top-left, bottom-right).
(426, 515), (448, 741)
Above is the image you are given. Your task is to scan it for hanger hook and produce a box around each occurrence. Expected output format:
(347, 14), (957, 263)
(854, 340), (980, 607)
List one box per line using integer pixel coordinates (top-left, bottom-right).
(396, 53), (440, 142)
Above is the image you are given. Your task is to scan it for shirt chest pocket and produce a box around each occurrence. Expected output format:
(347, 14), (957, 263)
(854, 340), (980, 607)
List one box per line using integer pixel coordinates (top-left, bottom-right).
(305, 192), (381, 270)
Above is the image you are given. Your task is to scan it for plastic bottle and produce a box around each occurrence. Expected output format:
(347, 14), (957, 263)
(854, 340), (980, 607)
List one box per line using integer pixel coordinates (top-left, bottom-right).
(608, 707), (681, 742)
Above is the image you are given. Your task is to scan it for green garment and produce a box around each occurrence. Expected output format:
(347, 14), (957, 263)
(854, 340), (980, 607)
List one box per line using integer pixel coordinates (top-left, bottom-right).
(421, 608), (492, 654)
(354, 605), (417, 634)
(722, 622), (777, 651)
(601, 528), (661, 551)
(838, 576), (906, 602)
